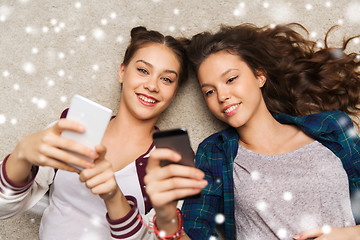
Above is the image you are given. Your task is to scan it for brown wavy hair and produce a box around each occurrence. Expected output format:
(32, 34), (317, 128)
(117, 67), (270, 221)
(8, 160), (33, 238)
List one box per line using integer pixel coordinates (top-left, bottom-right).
(187, 23), (360, 120)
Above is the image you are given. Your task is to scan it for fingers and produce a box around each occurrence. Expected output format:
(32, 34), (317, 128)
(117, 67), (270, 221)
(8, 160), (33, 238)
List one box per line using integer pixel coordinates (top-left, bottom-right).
(293, 226), (326, 240)
(149, 188), (203, 208)
(147, 148), (181, 171)
(37, 155), (81, 173)
(52, 118), (85, 134)
(38, 143), (94, 169)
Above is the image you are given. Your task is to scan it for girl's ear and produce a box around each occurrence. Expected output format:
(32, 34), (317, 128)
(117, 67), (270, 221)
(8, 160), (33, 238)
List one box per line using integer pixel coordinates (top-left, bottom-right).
(118, 63), (125, 84)
(256, 71), (267, 88)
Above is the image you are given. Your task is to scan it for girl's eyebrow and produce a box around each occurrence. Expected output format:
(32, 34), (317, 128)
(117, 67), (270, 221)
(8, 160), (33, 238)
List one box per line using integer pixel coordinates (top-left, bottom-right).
(136, 59), (178, 77)
(201, 68), (238, 88)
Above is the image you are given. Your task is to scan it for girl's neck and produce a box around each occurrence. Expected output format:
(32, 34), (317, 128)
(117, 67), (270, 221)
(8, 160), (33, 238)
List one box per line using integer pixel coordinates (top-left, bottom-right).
(105, 104), (158, 143)
(236, 108), (302, 155)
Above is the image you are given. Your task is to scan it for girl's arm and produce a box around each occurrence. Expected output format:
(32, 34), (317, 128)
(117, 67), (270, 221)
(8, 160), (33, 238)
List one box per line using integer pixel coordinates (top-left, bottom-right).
(144, 148), (208, 240)
(293, 225), (360, 240)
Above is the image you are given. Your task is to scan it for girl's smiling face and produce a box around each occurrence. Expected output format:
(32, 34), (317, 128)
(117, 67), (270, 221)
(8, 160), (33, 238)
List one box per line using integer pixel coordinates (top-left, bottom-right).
(118, 43), (180, 121)
(198, 50), (267, 128)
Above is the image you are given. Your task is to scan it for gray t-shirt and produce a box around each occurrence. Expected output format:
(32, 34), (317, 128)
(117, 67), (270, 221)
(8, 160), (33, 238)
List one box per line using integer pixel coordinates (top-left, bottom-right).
(233, 140), (355, 240)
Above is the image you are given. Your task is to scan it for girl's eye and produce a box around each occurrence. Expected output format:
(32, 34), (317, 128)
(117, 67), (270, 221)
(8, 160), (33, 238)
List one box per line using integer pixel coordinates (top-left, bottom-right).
(205, 89), (215, 96)
(227, 76), (238, 84)
(137, 68), (148, 74)
(161, 77), (174, 83)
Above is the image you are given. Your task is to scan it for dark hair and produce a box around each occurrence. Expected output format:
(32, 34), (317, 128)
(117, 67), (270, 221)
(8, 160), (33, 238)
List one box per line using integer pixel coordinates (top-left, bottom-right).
(123, 26), (188, 85)
(187, 23), (360, 120)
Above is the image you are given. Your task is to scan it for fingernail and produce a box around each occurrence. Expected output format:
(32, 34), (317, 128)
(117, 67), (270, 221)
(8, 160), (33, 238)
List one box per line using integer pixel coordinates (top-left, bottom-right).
(90, 151), (97, 158)
(198, 180), (208, 187)
(86, 162), (94, 168)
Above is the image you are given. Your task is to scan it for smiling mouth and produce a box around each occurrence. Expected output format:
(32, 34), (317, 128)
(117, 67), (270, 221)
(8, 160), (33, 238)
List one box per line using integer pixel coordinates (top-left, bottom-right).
(137, 94), (158, 106)
(224, 103), (240, 116)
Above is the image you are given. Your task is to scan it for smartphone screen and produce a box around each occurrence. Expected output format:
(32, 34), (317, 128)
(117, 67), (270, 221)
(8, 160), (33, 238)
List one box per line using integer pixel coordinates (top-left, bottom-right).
(153, 128), (195, 167)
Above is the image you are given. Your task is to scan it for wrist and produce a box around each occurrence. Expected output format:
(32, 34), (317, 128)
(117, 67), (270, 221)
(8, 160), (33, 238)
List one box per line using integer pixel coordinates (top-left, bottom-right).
(153, 208), (184, 240)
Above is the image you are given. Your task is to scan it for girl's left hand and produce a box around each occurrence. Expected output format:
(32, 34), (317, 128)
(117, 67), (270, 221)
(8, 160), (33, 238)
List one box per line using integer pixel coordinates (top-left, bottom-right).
(293, 225), (360, 240)
(79, 145), (119, 201)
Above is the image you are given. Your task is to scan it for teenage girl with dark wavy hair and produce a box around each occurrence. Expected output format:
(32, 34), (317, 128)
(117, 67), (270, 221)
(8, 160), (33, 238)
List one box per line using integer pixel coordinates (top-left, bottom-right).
(144, 23), (360, 240)
(0, 26), (189, 239)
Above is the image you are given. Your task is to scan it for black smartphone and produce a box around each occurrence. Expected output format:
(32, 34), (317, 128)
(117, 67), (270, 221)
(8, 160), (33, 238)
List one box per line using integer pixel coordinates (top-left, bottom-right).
(153, 128), (195, 168)
(153, 128), (201, 200)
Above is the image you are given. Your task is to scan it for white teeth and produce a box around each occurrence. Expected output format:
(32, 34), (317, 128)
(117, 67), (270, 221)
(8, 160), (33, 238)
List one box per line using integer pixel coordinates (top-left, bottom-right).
(138, 95), (156, 103)
(225, 104), (239, 113)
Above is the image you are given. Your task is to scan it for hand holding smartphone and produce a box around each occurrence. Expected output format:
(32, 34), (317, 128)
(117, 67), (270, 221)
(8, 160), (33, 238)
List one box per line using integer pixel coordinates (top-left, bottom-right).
(153, 128), (201, 200)
(61, 94), (112, 169)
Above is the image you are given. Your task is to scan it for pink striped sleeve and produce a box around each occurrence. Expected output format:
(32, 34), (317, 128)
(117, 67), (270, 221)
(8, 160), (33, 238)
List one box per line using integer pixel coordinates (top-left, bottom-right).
(106, 195), (146, 239)
(0, 155), (38, 196)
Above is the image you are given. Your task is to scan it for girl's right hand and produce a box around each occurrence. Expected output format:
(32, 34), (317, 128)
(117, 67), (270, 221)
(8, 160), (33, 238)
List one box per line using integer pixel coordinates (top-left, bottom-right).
(144, 148), (207, 222)
(12, 118), (96, 173)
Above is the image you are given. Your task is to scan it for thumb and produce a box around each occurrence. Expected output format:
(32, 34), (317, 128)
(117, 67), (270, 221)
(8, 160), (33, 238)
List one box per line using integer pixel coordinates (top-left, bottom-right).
(146, 148), (181, 172)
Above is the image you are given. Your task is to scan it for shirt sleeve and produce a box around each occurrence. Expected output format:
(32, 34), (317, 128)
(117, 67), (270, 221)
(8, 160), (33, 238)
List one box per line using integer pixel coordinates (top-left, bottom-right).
(0, 155), (55, 219)
(106, 195), (156, 240)
(182, 141), (223, 239)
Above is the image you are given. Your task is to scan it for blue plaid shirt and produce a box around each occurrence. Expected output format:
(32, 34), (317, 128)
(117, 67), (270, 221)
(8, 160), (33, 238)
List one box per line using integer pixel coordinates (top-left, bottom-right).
(182, 110), (360, 240)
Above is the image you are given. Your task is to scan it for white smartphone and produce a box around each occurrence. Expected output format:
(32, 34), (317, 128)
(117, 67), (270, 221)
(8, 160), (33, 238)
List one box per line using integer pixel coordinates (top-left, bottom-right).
(61, 94), (112, 169)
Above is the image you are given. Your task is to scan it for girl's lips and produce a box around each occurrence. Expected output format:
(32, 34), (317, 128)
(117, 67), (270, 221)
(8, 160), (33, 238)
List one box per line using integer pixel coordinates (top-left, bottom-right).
(137, 93), (158, 106)
(223, 103), (240, 117)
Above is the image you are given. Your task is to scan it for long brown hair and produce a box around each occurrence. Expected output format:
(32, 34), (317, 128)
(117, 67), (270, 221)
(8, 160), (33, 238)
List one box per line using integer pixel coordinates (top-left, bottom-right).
(187, 23), (360, 120)
(123, 26), (188, 85)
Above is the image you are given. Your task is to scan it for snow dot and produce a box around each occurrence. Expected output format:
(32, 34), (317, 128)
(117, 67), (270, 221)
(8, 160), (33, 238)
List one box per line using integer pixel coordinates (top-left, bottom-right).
(75, 2), (81, 9)
(92, 28), (105, 40)
(60, 96), (67, 102)
(47, 79), (55, 87)
(152, 0), (161, 2)
(322, 225), (332, 234)
(3, 70), (10, 77)
(173, 8), (180, 15)
(283, 191), (293, 201)
(325, 1), (332, 7)
(116, 36), (123, 43)
(0, 114), (6, 124)
(58, 69), (65, 77)
(10, 118), (17, 125)
(37, 99), (47, 109)
(25, 26), (33, 34)
(215, 178), (221, 184)
(346, 1), (360, 23)
(50, 18), (57, 26)
(13, 83), (20, 90)
(277, 228), (287, 239)
(59, 22), (65, 28)
(263, 2), (270, 8)
(346, 128), (358, 138)
(101, 18), (108, 25)
(209, 236), (217, 240)
(338, 19), (344, 25)
(78, 35), (86, 42)
(69, 49), (75, 55)
(316, 42), (324, 48)
(54, 26), (61, 33)
(353, 38), (360, 44)
(110, 12), (117, 19)
(42, 26), (49, 33)
(256, 200), (268, 211)
(158, 230), (166, 237)
(19, 0), (30, 3)
(305, 4), (313, 10)
(32, 47), (39, 54)
(356, 55), (360, 60)
(269, 24), (276, 29)
(90, 215), (102, 227)
(215, 213), (225, 224)
(58, 52), (65, 59)
(0, 5), (13, 22)
(92, 64), (99, 71)
(30, 218), (35, 223)
(310, 31), (317, 38)
(23, 62), (36, 75)
(233, 2), (246, 16)
(169, 25), (175, 32)
(251, 171), (260, 180)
